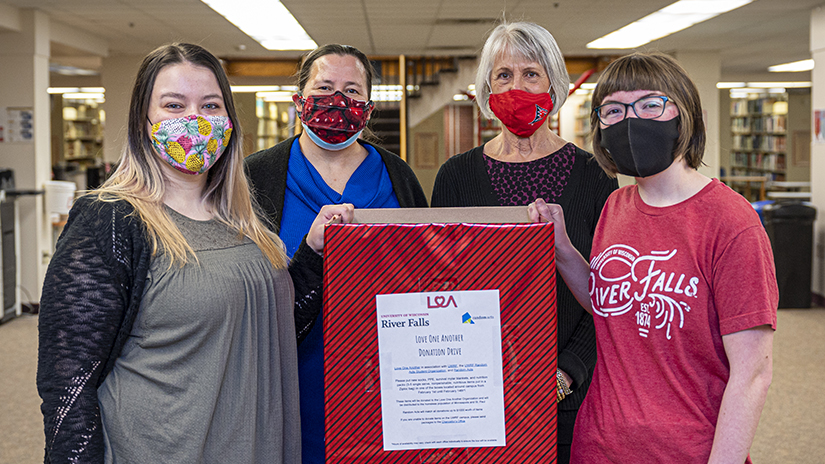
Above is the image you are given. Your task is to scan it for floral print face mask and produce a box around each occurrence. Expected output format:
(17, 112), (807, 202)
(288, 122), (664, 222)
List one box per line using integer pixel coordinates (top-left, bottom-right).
(150, 114), (233, 175)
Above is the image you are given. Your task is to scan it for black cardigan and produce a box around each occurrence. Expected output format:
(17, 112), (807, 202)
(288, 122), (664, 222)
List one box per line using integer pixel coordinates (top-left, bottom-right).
(36, 196), (323, 463)
(245, 136), (428, 339)
(245, 135), (428, 235)
(432, 144), (618, 415)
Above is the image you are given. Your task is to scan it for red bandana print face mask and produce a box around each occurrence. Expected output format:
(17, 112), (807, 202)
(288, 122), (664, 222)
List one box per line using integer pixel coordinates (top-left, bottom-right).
(294, 91), (374, 145)
(489, 89), (554, 138)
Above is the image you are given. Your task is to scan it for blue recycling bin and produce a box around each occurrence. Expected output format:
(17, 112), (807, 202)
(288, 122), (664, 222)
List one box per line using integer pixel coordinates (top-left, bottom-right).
(751, 199), (773, 225)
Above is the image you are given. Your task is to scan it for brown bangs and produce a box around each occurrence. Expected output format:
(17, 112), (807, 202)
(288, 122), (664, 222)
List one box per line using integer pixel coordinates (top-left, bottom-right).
(590, 52), (706, 176)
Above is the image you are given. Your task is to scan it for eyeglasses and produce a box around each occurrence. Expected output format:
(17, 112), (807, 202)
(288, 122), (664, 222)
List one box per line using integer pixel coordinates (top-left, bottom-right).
(593, 96), (671, 126)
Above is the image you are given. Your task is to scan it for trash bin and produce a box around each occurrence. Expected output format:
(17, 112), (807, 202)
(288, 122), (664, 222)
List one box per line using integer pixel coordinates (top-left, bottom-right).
(763, 201), (817, 308)
(44, 180), (76, 215)
(44, 180), (76, 224)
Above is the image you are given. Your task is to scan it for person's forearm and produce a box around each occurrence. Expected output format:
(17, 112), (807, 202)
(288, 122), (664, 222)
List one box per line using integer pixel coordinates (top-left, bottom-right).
(708, 328), (773, 464)
(707, 370), (771, 463)
(289, 238), (324, 343)
(557, 310), (597, 389)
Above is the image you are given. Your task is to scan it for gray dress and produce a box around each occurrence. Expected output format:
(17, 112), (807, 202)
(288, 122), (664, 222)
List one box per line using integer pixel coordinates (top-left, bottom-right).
(99, 208), (301, 463)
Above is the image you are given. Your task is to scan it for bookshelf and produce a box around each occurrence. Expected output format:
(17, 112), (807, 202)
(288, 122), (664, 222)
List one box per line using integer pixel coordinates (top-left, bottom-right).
(62, 100), (104, 163)
(573, 99), (592, 152)
(728, 96), (788, 200)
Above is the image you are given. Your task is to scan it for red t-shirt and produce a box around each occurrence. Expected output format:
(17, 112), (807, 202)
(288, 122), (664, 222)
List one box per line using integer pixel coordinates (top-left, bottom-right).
(572, 179), (778, 464)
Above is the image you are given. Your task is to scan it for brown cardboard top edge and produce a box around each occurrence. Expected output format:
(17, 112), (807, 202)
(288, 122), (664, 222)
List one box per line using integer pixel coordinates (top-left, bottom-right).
(353, 206), (529, 224)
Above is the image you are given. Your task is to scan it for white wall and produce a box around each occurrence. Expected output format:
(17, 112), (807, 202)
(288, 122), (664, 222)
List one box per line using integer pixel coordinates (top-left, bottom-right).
(0, 7), (110, 304)
(101, 55), (143, 163)
(0, 9), (51, 302)
(810, 6), (825, 300)
(0, 3), (21, 31)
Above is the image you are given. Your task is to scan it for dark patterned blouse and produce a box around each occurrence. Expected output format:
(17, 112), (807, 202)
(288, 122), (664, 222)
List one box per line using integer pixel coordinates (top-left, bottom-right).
(484, 142), (577, 206)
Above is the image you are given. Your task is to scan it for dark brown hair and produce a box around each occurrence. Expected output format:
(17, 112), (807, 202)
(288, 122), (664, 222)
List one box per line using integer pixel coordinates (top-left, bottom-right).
(297, 44), (376, 99)
(297, 44), (380, 143)
(590, 52), (706, 176)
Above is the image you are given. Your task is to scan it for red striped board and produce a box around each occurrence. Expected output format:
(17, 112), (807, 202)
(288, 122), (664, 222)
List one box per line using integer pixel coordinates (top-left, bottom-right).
(323, 222), (557, 463)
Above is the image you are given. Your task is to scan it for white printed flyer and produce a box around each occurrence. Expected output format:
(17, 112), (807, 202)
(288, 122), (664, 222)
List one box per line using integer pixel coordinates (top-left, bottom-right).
(375, 290), (505, 451)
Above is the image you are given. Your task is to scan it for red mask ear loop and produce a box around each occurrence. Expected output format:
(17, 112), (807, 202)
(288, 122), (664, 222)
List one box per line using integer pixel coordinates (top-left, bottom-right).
(292, 93), (305, 115)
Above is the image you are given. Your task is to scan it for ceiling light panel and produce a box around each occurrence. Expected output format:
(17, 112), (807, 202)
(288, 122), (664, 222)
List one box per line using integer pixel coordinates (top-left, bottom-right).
(587, 0), (753, 49)
(768, 59), (814, 72)
(201, 0), (316, 50)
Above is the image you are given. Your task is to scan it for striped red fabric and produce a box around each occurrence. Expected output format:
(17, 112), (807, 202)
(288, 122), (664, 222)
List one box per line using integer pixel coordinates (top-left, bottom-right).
(324, 222), (557, 463)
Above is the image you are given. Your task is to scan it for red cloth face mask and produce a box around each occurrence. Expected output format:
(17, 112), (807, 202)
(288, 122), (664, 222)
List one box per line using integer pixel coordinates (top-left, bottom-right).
(293, 91), (374, 146)
(489, 89), (554, 138)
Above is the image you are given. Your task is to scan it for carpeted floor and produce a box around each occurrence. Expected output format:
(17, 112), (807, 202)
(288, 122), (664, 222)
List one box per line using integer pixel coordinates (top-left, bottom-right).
(750, 308), (825, 463)
(0, 314), (43, 463)
(2, 309), (824, 463)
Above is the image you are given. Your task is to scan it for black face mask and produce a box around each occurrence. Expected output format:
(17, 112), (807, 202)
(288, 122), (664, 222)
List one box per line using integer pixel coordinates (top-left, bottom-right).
(600, 117), (680, 178)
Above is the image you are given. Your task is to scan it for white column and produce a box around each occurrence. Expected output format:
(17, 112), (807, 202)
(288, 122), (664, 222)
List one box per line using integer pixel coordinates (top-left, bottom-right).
(0, 8), (51, 303)
(101, 55), (144, 164)
(674, 51), (721, 179)
(810, 6), (825, 300)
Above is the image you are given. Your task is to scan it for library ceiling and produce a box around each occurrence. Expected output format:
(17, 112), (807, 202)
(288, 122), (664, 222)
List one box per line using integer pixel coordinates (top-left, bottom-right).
(1, 0), (820, 81)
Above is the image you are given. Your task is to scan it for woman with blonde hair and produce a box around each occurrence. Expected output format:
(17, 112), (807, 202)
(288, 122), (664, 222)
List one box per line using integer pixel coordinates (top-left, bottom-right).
(37, 42), (351, 464)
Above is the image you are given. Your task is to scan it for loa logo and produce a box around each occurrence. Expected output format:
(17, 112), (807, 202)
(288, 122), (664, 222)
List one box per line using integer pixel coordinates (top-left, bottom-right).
(427, 295), (457, 308)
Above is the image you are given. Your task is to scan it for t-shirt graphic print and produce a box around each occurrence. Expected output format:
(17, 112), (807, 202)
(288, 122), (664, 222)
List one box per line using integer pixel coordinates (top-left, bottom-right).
(590, 244), (699, 340)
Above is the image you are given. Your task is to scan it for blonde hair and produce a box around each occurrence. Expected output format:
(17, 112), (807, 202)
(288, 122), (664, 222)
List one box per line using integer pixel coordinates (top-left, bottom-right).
(96, 43), (286, 268)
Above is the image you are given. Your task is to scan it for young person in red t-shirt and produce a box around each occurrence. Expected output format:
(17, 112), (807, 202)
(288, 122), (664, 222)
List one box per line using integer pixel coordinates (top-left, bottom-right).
(529, 52), (777, 464)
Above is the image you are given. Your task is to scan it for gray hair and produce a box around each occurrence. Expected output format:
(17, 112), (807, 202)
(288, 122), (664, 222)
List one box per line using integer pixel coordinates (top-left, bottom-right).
(475, 22), (569, 120)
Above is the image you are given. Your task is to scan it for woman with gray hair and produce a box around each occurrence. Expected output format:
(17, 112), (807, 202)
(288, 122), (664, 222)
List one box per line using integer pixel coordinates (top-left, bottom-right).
(431, 21), (617, 463)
